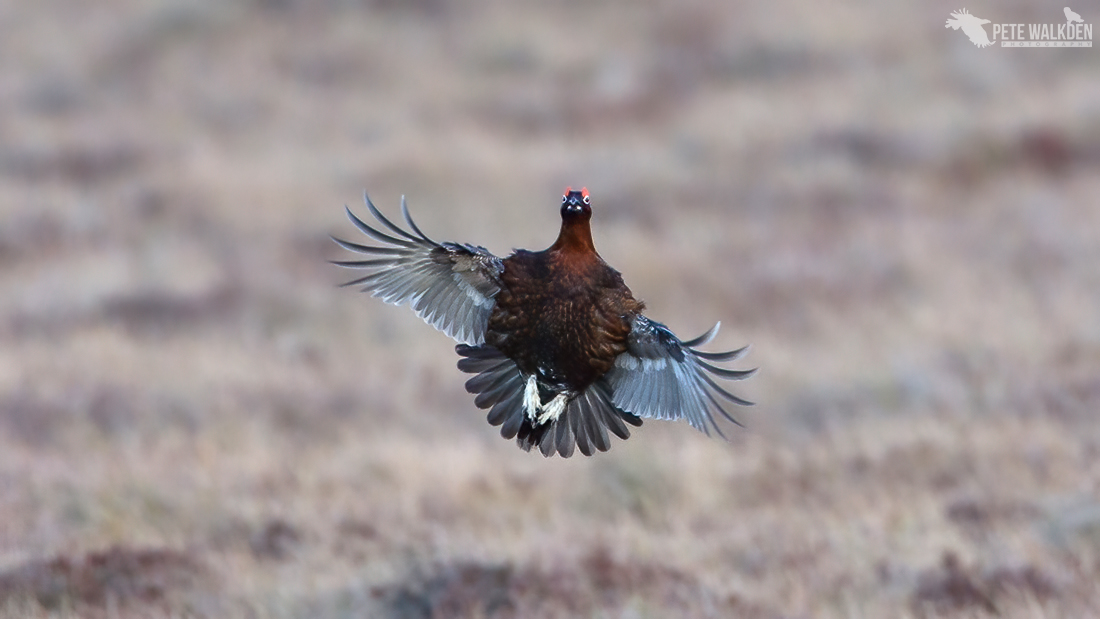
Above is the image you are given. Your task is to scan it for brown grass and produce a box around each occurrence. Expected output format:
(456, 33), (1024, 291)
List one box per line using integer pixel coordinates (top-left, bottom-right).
(1, 0), (1099, 617)
(0, 546), (208, 617)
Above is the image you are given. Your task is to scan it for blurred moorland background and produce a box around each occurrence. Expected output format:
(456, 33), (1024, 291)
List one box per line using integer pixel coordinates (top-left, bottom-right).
(1, 0), (1099, 617)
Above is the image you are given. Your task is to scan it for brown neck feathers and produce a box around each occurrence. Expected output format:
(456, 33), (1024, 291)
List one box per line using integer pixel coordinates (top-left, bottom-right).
(550, 215), (596, 254)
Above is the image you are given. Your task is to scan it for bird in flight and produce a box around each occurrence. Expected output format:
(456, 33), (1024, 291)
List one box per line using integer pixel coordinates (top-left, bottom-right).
(332, 188), (754, 457)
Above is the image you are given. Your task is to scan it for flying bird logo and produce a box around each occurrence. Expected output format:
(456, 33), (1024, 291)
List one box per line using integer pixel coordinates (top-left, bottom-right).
(1065, 7), (1084, 25)
(946, 9), (994, 47)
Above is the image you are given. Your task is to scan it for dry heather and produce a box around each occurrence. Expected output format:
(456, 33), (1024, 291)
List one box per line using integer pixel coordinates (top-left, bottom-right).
(1, 0), (1099, 617)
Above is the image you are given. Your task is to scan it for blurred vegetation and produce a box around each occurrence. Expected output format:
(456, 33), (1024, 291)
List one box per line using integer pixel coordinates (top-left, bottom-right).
(1, 0), (1098, 616)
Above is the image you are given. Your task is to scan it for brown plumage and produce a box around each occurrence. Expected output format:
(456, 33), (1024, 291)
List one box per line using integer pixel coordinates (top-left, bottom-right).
(332, 188), (754, 457)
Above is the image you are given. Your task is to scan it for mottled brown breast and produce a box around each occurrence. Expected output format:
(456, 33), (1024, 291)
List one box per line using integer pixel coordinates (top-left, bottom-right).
(487, 249), (644, 392)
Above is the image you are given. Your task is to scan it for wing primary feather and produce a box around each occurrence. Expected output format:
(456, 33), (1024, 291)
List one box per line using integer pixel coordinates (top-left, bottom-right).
(330, 236), (408, 256)
(363, 193), (422, 243)
(680, 321), (720, 348)
(337, 272), (385, 289)
(329, 258), (401, 268)
(691, 345), (751, 362)
(701, 387), (744, 430)
(698, 372), (755, 407)
(680, 370), (711, 429)
(696, 360), (758, 380)
(345, 205), (414, 247)
(400, 195), (435, 243)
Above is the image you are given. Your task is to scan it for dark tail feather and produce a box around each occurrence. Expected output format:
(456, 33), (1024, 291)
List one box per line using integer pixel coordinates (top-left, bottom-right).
(517, 383), (642, 458)
(457, 344), (640, 458)
(516, 419), (551, 454)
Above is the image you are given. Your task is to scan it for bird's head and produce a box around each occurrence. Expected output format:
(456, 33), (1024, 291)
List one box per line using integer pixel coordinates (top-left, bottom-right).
(551, 186), (597, 254)
(561, 187), (592, 220)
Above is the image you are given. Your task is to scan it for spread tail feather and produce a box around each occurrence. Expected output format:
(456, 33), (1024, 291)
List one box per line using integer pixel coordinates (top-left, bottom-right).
(456, 345), (641, 458)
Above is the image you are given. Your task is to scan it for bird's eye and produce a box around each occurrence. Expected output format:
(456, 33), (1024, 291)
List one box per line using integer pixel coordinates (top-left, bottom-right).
(583, 195), (590, 205)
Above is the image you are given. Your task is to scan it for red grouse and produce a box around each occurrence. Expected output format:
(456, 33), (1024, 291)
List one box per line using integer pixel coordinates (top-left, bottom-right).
(333, 188), (754, 457)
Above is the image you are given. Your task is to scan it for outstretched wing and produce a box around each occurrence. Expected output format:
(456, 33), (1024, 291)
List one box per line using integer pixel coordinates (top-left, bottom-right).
(332, 194), (504, 345)
(604, 315), (754, 437)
